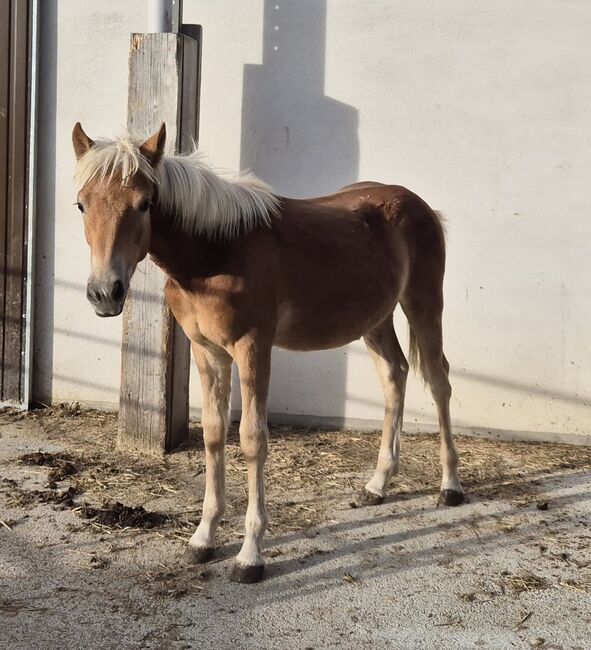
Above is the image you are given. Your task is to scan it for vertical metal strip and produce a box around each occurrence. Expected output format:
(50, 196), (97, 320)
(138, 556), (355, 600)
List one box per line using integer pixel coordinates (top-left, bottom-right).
(0, 0), (10, 399)
(22, 0), (39, 407)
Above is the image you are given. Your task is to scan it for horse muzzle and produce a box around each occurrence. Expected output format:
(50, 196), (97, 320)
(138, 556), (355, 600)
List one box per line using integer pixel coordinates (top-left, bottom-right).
(86, 279), (127, 317)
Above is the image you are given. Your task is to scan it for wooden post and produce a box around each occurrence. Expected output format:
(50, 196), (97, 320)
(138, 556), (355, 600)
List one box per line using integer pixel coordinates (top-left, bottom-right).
(118, 29), (202, 453)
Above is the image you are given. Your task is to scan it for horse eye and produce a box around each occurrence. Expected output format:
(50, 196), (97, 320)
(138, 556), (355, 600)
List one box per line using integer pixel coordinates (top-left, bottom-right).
(138, 200), (151, 212)
(75, 202), (84, 213)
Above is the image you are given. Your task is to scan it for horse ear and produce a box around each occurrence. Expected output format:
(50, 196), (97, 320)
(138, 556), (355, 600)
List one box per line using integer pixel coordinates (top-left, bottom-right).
(72, 122), (94, 160)
(140, 122), (166, 166)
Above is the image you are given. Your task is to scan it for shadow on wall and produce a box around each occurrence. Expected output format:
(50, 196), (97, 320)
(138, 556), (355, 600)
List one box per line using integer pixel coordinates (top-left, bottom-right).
(240, 0), (359, 197)
(239, 0), (360, 420)
(32, 0), (58, 405)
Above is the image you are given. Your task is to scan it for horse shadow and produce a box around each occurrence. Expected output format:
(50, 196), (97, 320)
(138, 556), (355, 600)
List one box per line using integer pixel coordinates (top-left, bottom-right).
(238, 0), (360, 423)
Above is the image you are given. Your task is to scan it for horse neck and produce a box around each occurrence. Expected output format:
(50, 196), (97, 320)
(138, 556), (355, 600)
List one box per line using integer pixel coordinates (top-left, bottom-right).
(148, 205), (228, 285)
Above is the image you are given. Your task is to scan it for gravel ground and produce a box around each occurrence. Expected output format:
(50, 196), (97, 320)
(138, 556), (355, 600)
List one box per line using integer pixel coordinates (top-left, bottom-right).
(1, 409), (590, 649)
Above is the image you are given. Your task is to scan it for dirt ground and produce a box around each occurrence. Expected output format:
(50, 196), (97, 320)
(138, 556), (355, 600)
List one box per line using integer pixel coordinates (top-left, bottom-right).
(1, 406), (590, 649)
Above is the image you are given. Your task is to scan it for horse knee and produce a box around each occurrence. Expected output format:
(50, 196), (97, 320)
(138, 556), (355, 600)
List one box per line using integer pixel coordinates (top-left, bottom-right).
(239, 424), (268, 463)
(242, 441), (268, 464)
(202, 421), (226, 453)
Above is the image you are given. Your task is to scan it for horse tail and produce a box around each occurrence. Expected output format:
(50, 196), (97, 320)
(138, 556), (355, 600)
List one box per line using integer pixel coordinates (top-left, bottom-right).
(404, 206), (446, 382)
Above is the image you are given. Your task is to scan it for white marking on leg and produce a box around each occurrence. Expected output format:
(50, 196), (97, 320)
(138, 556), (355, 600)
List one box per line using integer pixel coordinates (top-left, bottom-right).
(440, 429), (462, 493)
(189, 437), (226, 550)
(235, 412), (269, 567)
(364, 330), (408, 497)
(365, 403), (404, 496)
(189, 343), (231, 552)
(431, 374), (463, 495)
(232, 337), (272, 571)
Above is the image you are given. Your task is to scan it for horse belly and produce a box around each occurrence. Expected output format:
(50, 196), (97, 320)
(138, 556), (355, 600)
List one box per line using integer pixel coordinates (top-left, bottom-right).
(273, 289), (397, 351)
(273, 209), (408, 350)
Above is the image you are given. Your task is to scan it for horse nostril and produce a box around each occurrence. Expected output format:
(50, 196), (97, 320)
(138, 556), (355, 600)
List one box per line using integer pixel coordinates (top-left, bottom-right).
(87, 285), (102, 304)
(111, 280), (124, 301)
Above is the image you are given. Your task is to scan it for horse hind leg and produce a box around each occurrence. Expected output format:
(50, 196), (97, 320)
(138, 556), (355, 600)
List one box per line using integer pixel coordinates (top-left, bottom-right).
(402, 295), (465, 506)
(362, 315), (409, 504)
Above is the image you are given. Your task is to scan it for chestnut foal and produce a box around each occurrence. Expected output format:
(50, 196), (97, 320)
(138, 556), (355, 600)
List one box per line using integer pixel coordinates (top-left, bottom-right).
(72, 122), (464, 583)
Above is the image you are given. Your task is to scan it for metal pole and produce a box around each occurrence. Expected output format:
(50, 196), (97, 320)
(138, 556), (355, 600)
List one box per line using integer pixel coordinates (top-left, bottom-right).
(23, 0), (40, 408)
(147, 0), (182, 33)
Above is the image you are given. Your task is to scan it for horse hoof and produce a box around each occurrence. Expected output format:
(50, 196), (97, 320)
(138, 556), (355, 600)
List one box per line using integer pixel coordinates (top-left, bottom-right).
(360, 489), (384, 506)
(440, 489), (465, 507)
(229, 563), (265, 584)
(184, 545), (215, 564)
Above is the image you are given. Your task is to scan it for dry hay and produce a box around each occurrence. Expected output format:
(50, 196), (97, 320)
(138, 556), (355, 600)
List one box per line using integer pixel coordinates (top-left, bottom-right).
(499, 570), (591, 597)
(558, 576), (591, 593)
(503, 572), (551, 594)
(2, 404), (591, 545)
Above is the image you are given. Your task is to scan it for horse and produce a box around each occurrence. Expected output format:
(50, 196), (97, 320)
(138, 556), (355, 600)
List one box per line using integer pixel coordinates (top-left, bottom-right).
(72, 122), (464, 583)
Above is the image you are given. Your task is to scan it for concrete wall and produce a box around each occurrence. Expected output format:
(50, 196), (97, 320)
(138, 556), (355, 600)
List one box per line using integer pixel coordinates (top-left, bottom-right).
(34, 0), (591, 441)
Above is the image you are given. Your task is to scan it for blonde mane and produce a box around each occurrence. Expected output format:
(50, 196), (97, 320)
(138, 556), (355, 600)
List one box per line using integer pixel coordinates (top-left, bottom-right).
(74, 136), (280, 238)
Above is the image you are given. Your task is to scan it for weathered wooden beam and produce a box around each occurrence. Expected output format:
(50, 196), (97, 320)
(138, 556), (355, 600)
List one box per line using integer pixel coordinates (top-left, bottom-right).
(118, 30), (201, 453)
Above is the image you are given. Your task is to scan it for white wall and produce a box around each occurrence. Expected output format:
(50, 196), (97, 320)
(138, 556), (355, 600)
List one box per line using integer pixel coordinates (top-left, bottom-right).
(35, 0), (591, 441)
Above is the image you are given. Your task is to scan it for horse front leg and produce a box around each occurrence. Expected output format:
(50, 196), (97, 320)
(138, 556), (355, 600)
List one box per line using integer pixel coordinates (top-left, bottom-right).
(186, 341), (232, 562)
(230, 337), (272, 583)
